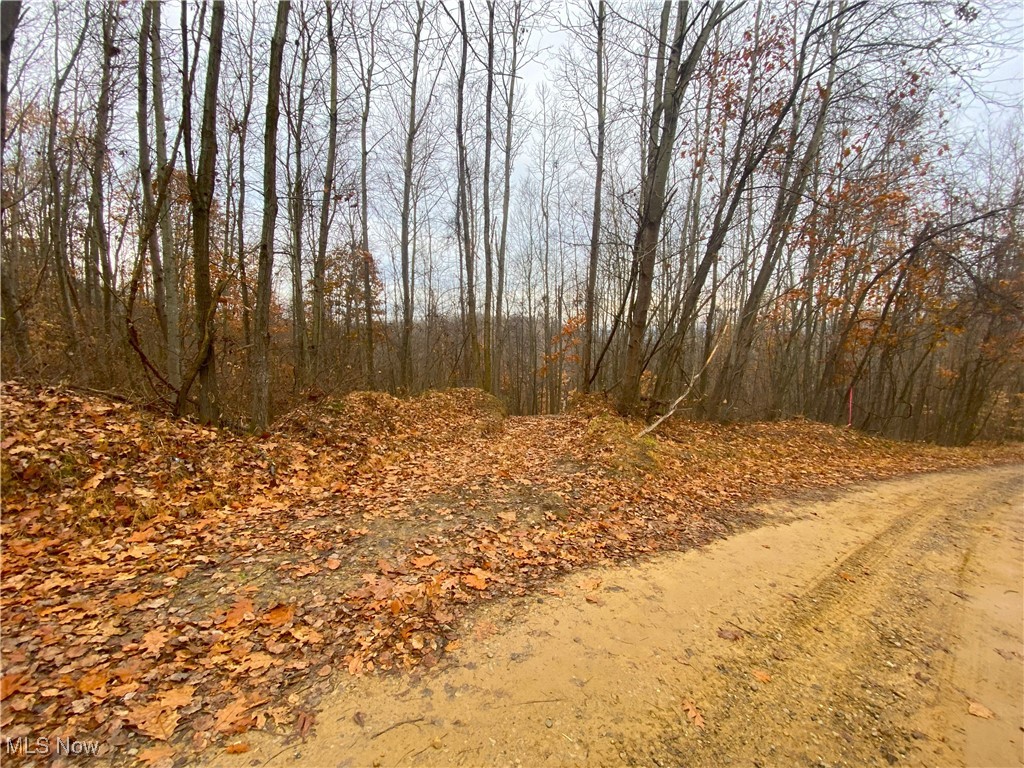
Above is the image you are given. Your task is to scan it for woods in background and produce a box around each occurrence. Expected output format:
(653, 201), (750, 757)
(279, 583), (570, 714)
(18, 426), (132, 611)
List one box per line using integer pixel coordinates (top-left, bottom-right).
(1, 0), (1021, 443)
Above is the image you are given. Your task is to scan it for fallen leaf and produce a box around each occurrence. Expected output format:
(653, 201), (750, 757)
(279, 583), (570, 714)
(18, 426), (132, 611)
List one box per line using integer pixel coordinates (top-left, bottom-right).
(325, 556), (342, 570)
(297, 710), (316, 739)
(221, 598), (255, 629)
(751, 669), (772, 683)
(411, 554), (440, 568)
(716, 627), (743, 641)
(224, 743), (250, 754)
(463, 572), (488, 590)
(137, 744), (176, 768)
(968, 701), (995, 719)
(214, 698), (254, 734)
(1, 674), (25, 700)
(126, 701), (181, 741)
(141, 628), (170, 656)
(352, 711), (366, 727)
(265, 604), (295, 627)
(682, 699), (706, 730)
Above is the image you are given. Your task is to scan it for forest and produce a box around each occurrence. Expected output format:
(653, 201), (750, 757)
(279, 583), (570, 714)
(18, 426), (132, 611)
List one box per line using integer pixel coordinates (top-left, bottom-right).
(1, 0), (1021, 444)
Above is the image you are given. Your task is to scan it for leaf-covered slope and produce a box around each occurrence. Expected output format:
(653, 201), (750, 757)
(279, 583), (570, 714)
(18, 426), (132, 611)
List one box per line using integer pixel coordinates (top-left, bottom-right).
(1, 382), (1017, 766)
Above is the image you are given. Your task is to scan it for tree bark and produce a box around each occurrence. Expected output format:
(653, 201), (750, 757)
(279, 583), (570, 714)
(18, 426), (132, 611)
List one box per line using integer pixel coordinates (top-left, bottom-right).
(251, 0), (289, 432)
(582, 0), (605, 392)
(187, 0), (225, 425)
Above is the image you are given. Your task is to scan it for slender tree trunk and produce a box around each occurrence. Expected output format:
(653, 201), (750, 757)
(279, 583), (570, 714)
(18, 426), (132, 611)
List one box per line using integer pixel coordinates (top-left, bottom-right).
(137, 3), (167, 351)
(313, 2), (339, 383)
(582, 0), (605, 392)
(455, 0), (478, 384)
(288, 17), (309, 393)
(187, 0), (225, 425)
(620, 2), (725, 414)
(251, 1), (289, 431)
(481, 0), (495, 392)
(1, 1), (30, 367)
(150, 8), (181, 389)
(400, 2), (425, 391)
(87, 0), (117, 335)
(495, 2), (521, 397)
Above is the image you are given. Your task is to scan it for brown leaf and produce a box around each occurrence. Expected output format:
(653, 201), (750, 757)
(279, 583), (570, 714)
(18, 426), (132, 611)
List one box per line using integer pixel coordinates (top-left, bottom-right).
(325, 556), (342, 570)
(76, 670), (111, 696)
(265, 604), (295, 628)
(141, 628), (170, 656)
(411, 554), (440, 568)
(297, 710), (316, 739)
(224, 742), (250, 754)
(463, 572), (488, 590)
(1, 673), (25, 700)
(968, 701), (995, 719)
(158, 684), (195, 710)
(214, 698), (254, 734)
(751, 669), (772, 683)
(221, 598), (255, 629)
(126, 701), (181, 741)
(682, 699), (706, 730)
(352, 711), (366, 727)
(716, 627), (743, 641)
(137, 744), (176, 768)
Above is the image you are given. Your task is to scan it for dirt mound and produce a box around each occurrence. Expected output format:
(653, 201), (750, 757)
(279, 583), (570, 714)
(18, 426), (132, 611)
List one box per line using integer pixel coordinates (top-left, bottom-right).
(0, 382), (348, 534)
(278, 387), (505, 459)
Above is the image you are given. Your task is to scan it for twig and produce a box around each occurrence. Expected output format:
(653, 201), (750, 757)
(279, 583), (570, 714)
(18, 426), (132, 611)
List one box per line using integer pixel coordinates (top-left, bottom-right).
(637, 337), (723, 438)
(371, 717), (424, 739)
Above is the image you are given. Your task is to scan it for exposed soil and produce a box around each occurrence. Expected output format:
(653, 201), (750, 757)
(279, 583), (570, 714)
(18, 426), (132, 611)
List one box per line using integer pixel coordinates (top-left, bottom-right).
(217, 466), (1024, 768)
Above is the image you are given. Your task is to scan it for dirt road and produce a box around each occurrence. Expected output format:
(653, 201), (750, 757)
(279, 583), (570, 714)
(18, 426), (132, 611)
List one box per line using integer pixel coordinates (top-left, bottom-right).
(224, 466), (1023, 768)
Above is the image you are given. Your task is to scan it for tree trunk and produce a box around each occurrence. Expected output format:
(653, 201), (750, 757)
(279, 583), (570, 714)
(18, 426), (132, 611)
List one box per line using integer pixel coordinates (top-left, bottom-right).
(400, 1), (425, 391)
(313, 2), (339, 383)
(150, 7), (181, 389)
(186, 0), (225, 424)
(251, 0), (289, 432)
(620, 2), (725, 414)
(455, 0), (478, 384)
(1, 1), (30, 368)
(582, 0), (605, 392)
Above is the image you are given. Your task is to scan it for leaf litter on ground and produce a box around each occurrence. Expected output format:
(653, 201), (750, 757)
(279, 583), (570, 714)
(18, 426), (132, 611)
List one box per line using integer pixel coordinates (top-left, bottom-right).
(1, 382), (1019, 765)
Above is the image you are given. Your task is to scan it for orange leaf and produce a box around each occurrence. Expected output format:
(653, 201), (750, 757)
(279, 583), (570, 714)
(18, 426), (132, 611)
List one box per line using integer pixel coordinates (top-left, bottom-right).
(158, 684), (195, 710)
(1, 673), (25, 700)
(463, 573), (488, 590)
(214, 698), (254, 734)
(221, 598), (255, 629)
(225, 743), (250, 754)
(325, 556), (342, 570)
(126, 701), (181, 741)
(265, 604), (295, 628)
(138, 744), (176, 768)
(411, 555), (439, 568)
(141, 628), (170, 656)
(76, 670), (111, 696)
(751, 669), (772, 683)
(682, 699), (705, 730)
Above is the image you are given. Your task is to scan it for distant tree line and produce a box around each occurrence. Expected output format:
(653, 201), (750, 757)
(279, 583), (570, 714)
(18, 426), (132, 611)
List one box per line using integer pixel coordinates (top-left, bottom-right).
(1, 0), (1021, 444)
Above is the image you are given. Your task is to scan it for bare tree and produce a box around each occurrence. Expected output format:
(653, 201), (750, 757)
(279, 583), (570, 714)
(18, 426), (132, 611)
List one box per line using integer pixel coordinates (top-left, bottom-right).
(251, 0), (289, 432)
